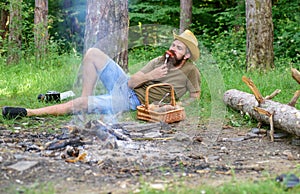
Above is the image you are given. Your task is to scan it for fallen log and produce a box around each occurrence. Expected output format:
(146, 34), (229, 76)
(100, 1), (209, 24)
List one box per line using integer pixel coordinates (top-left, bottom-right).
(223, 89), (300, 137)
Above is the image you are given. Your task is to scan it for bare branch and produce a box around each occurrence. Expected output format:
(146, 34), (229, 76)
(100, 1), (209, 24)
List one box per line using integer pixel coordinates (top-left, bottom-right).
(291, 68), (300, 84)
(288, 90), (300, 107)
(265, 89), (281, 100)
(242, 76), (264, 104)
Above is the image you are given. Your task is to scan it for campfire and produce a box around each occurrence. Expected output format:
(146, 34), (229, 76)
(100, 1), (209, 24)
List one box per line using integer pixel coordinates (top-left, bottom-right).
(0, 119), (186, 164)
(42, 120), (176, 162)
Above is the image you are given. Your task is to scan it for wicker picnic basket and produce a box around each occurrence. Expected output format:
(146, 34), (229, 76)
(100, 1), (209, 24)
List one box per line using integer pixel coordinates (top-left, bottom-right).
(137, 83), (186, 123)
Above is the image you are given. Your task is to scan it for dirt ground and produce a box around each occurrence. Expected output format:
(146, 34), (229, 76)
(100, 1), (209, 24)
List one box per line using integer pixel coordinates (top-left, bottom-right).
(0, 115), (299, 194)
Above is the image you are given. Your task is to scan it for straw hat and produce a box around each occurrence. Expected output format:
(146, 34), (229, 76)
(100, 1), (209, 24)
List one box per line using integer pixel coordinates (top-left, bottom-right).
(173, 30), (200, 61)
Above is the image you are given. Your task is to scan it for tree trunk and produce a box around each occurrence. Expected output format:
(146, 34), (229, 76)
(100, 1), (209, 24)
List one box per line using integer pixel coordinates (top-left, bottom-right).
(0, 3), (9, 46)
(34, 0), (48, 61)
(223, 89), (300, 137)
(245, 0), (274, 71)
(84, 0), (128, 71)
(180, 0), (192, 33)
(7, 0), (22, 65)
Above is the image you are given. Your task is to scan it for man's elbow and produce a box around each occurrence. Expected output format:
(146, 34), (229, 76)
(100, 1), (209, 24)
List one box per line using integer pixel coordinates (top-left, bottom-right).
(190, 91), (200, 99)
(127, 80), (135, 89)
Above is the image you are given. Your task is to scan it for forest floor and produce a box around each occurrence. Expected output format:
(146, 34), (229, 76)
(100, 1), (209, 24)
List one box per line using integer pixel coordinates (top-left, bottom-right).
(0, 114), (299, 194)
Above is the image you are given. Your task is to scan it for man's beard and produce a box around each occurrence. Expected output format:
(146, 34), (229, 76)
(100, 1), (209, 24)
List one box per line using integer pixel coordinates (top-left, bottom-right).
(163, 50), (185, 69)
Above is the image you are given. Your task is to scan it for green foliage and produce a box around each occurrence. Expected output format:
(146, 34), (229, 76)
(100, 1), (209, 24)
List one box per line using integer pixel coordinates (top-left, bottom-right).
(213, 4), (245, 32)
(191, 1), (240, 35)
(21, 1), (35, 52)
(48, 0), (86, 54)
(129, 46), (166, 71)
(129, 0), (180, 27)
(272, 0), (300, 62)
(1, 0), (86, 58)
(199, 28), (246, 71)
(197, 0), (300, 69)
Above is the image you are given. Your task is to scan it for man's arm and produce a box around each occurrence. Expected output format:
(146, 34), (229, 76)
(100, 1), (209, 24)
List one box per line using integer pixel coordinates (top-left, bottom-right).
(190, 91), (200, 99)
(128, 64), (168, 89)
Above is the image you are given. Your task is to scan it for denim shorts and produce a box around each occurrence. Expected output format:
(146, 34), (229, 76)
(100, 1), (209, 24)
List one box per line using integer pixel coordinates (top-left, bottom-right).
(87, 59), (141, 114)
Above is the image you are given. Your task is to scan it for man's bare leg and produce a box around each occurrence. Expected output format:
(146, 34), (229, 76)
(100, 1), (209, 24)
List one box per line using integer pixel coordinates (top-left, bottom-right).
(81, 48), (110, 97)
(26, 97), (88, 116)
(27, 48), (110, 116)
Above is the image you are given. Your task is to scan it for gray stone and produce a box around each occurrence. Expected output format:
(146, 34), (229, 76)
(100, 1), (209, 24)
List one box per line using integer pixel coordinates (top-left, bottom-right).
(7, 161), (39, 171)
(173, 132), (192, 142)
(144, 131), (162, 138)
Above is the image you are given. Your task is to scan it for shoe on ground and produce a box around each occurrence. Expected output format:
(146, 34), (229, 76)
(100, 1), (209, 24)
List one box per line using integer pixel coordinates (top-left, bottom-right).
(2, 106), (27, 119)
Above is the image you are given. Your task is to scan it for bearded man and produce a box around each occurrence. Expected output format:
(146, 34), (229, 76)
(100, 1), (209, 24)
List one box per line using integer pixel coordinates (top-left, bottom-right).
(2, 30), (201, 119)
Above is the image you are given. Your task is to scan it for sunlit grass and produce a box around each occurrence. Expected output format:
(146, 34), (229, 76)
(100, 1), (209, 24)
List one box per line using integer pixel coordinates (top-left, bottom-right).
(0, 54), (81, 107)
(135, 169), (300, 194)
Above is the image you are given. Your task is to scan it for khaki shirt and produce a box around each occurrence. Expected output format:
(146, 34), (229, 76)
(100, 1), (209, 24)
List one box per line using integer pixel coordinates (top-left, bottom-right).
(133, 56), (201, 104)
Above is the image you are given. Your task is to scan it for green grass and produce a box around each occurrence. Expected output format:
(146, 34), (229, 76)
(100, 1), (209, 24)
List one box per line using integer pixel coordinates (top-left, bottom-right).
(136, 177), (300, 194)
(0, 53), (81, 127)
(3, 182), (56, 194)
(0, 54), (81, 108)
(4, 168), (300, 194)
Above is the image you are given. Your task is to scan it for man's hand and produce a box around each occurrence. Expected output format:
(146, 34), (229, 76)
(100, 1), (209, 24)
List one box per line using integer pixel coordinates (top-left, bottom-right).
(148, 64), (168, 80)
(179, 92), (200, 106)
(128, 64), (168, 89)
(181, 97), (197, 106)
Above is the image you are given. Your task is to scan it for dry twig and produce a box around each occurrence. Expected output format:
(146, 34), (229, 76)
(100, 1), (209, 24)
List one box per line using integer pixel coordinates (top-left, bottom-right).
(265, 89), (281, 100)
(291, 68), (300, 84)
(254, 107), (275, 142)
(288, 90), (300, 107)
(132, 137), (174, 141)
(242, 76), (264, 104)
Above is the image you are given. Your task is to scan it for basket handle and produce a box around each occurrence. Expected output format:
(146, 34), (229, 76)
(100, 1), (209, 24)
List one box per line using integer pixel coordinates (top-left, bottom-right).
(144, 83), (176, 109)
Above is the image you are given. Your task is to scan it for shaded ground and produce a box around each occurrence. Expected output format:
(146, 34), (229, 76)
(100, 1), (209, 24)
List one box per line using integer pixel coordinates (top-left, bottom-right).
(0, 115), (299, 194)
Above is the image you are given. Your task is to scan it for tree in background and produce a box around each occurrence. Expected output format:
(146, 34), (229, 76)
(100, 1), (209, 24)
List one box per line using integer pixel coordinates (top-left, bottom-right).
(34, 0), (48, 61)
(7, 0), (22, 65)
(0, 0), (9, 48)
(180, 0), (192, 33)
(246, 0), (274, 71)
(84, 0), (128, 71)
